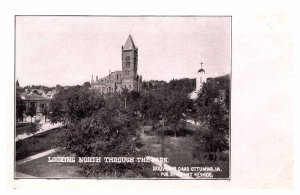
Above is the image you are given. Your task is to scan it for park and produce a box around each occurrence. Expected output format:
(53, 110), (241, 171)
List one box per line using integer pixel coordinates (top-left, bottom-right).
(15, 75), (230, 179)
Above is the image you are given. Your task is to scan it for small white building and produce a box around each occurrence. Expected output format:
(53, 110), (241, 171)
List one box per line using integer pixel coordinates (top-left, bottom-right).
(189, 63), (207, 100)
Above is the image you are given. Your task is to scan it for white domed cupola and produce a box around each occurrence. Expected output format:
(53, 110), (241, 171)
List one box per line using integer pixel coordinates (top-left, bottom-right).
(196, 62), (206, 91)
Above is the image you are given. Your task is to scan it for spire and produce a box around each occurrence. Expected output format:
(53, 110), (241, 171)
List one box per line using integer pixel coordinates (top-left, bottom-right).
(123, 34), (136, 50)
(16, 79), (20, 88)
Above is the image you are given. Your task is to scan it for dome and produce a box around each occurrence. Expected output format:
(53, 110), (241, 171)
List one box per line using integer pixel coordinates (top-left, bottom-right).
(198, 68), (205, 73)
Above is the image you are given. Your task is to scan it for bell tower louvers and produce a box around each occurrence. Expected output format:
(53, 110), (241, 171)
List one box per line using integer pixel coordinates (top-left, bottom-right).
(121, 35), (138, 91)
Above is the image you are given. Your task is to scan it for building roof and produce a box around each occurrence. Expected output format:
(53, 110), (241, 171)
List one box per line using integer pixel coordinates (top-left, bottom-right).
(94, 70), (123, 85)
(198, 62), (205, 73)
(123, 35), (136, 50)
(20, 89), (51, 101)
(46, 89), (57, 98)
(198, 68), (205, 73)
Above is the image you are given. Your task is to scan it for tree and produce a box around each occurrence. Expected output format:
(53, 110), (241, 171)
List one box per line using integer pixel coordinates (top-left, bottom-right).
(83, 81), (91, 88)
(58, 97), (142, 177)
(42, 104), (49, 122)
(25, 106), (36, 124)
(164, 90), (194, 137)
(168, 78), (195, 95)
(49, 86), (105, 124)
(16, 94), (26, 122)
(193, 74), (230, 162)
(140, 91), (164, 131)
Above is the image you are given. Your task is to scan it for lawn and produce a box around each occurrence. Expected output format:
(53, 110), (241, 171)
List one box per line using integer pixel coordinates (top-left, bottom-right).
(139, 133), (229, 178)
(15, 127), (84, 178)
(15, 126), (158, 178)
(16, 152), (83, 178)
(16, 127), (64, 160)
(16, 123), (229, 178)
(16, 151), (160, 178)
(16, 122), (41, 136)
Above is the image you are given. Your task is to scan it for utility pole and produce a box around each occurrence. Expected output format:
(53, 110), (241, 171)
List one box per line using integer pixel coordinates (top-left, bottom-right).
(160, 116), (165, 170)
(160, 116), (165, 159)
(124, 96), (127, 109)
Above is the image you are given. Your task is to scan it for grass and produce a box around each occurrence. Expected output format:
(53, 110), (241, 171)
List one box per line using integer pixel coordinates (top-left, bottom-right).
(16, 152), (83, 178)
(16, 127), (64, 161)
(16, 122), (41, 136)
(16, 152), (160, 178)
(16, 122), (31, 128)
(16, 123), (229, 178)
(139, 133), (229, 178)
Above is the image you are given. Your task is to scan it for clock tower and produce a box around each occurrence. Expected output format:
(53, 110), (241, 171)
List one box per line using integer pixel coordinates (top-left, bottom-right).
(122, 35), (138, 91)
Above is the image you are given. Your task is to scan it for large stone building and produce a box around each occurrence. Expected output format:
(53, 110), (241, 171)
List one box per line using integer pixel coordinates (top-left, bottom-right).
(91, 35), (142, 93)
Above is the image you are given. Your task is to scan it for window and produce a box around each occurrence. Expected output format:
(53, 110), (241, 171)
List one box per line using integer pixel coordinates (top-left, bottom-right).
(125, 70), (130, 76)
(129, 85), (131, 90)
(29, 102), (36, 108)
(126, 62), (130, 68)
(40, 103), (44, 109)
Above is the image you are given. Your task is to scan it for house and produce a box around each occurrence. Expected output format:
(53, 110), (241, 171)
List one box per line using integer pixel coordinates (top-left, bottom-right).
(20, 89), (52, 113)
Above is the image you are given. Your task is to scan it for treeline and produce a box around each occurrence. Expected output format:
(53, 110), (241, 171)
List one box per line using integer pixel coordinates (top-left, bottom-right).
(141, 78), (195, 95)
(22, 85), (56, 93)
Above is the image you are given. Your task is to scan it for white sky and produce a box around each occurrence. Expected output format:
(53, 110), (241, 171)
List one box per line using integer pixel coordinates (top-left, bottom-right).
(16, 16), (231, 87)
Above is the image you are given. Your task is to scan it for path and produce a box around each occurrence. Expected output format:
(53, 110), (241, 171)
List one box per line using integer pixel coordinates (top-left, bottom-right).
(16, 122), (63, 141)
(16, 148), (58, 165)
(186, 119), (199, 126)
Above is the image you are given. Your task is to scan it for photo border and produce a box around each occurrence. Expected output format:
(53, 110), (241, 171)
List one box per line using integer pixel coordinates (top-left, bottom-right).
(14, 15), (232, 180)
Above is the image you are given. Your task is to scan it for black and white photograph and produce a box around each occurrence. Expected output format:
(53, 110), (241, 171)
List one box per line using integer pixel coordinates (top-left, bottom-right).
(14, 16), (231, 179)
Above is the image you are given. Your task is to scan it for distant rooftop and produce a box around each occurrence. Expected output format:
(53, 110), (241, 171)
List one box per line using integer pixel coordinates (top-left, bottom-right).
(20, 89), (53, 101)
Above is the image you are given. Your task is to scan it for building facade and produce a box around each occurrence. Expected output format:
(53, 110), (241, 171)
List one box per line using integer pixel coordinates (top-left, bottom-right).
(20, 89), (53, 113)
(189, 64), (207, 100)
(91, 35), (142, 93)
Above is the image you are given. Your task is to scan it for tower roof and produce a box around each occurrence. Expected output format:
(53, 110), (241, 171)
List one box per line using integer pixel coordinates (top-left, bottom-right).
(123, 35), (136, 50)
(198, 68), (205, 73)
(198, 62), (205, 73)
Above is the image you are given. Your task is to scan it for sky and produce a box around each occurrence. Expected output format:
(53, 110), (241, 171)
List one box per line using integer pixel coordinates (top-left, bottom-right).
(16, 16), (231, 87)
